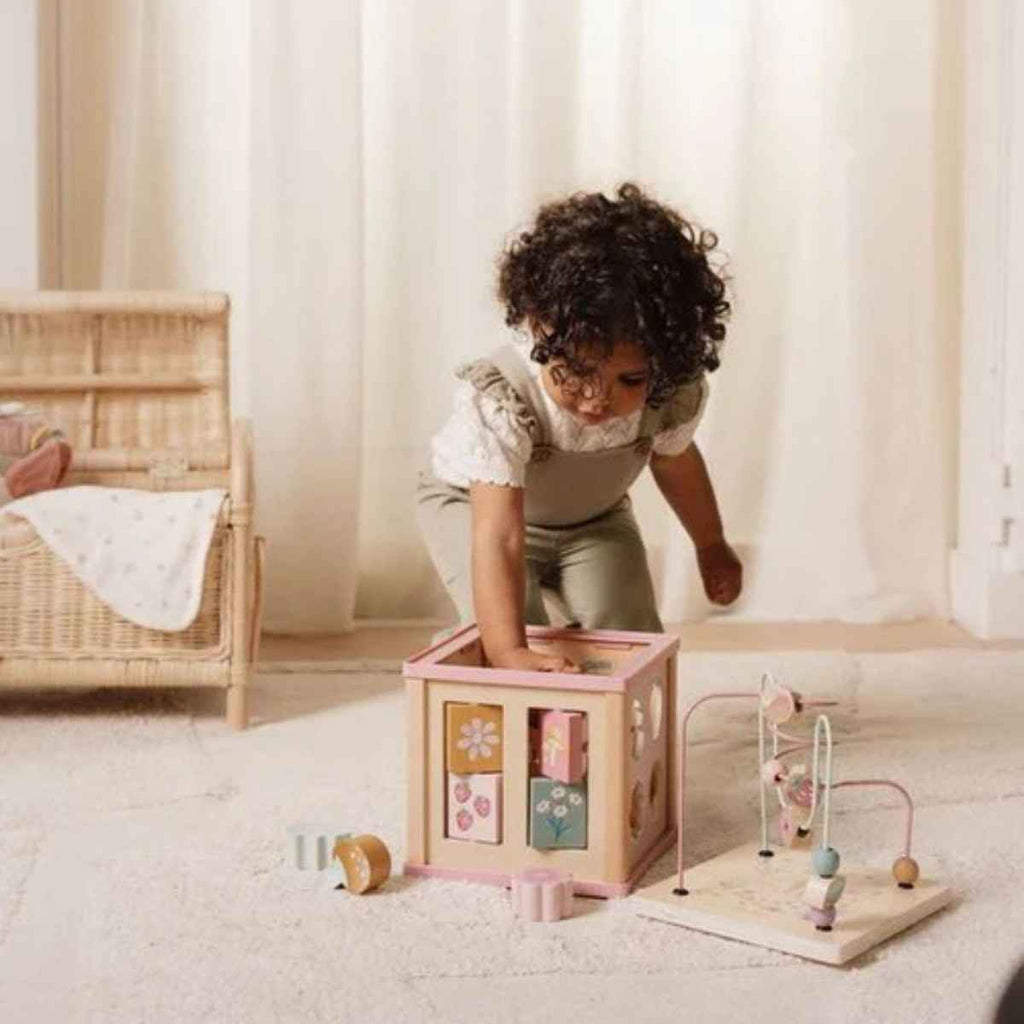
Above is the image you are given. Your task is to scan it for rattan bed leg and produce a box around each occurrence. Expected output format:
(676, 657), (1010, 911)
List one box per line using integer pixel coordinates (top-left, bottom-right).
(228, 417), (255, 730)
(227, 672), (248, 730)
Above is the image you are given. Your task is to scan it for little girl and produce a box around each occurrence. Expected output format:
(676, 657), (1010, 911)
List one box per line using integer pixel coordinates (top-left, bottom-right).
(417, 183), (741, 673)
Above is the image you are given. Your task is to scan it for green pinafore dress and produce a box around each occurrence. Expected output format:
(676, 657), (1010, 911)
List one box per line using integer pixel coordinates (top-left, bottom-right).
(416, 344), (704, 632)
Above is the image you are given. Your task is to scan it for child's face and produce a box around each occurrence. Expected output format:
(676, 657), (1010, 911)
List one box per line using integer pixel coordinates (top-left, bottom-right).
(540, 340), (650, 425)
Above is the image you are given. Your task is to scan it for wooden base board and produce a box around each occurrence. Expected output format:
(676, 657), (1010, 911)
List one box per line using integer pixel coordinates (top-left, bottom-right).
(632, 841), (953, 965)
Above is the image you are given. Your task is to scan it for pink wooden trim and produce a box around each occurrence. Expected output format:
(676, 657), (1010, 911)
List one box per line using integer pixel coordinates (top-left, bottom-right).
(404, 862), (631, 899)
(575, 877), (629, 898)
(530, 626), (668, 644)
(624, 827), (677, 892)
(403, 828), (676, 900)
(402, 623), (679, 695)
(404, 663), (632, 693)
(404, 622), (480, 669)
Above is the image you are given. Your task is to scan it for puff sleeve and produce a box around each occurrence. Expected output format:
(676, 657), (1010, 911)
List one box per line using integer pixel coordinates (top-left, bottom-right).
(430, 361), (536, 487)
(651, 377), (709, 457)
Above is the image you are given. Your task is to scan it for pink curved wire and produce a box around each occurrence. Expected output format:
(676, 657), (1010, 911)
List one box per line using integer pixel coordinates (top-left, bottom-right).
(773, 729), (806, 743)
(774, 743), (812, 760)
(675, 693), (760, 890)
(830, 779), (914, 856)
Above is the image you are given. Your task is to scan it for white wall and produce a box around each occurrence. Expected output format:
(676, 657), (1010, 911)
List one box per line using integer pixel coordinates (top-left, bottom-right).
(950, 0), (1024, 637)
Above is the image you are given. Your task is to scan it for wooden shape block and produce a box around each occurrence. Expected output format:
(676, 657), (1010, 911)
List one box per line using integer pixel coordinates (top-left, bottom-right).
(633, 841), (953, 966)
(512, 868), (574, 922)
(287, 824), (352, 871)
(537, 710), (587, 784)
(446, 702), (503, 774)
(777, 809), (813, 849)
(530, 778), (587, 849)
(803, 874), (846, 910)
(447, 772), (502, 843)
(333, 834), (391, 894)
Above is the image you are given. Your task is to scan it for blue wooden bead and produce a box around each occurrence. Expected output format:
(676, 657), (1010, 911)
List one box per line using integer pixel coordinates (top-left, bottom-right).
(813, 846), (840, 877)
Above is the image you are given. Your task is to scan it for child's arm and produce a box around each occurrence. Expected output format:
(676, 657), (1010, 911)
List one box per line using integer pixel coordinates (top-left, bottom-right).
(650, 441), (742, 606)
(470, 483), (578, 672)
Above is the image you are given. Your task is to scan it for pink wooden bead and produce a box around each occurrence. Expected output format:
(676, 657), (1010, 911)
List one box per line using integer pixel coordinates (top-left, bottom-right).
(511, 868), (574, 922)
(804, 905), (837, 929)
(762, 687), (798, 724)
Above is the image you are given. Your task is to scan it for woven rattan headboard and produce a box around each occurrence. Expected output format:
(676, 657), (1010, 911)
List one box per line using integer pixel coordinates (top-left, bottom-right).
(0, 292), (231, 490)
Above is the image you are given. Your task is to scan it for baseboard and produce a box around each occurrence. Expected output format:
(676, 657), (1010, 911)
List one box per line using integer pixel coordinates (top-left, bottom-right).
(950, 549), (1024, 638)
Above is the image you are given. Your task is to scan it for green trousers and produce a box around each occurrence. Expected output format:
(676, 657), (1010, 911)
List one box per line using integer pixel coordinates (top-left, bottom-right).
(416, 474), (663, 633)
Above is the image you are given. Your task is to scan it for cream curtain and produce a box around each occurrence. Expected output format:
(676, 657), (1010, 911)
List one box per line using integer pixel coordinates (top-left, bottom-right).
(57, 0), (962, 630)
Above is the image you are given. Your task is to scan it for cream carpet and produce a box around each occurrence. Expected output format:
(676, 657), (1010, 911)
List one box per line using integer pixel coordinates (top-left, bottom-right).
(2, 648), (1023, 1023)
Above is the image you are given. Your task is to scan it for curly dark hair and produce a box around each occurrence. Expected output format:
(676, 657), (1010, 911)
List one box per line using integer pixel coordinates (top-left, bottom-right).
(497, 182), (729, 407)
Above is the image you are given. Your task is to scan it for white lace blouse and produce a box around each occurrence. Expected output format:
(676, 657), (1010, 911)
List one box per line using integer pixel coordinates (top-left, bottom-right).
(431, 340), (709, 488)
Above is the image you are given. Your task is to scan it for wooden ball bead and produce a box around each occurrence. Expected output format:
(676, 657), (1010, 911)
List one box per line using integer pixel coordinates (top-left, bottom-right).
(812, 846), (840, 878)
(763, 688), (797, 725)
(333, 834), (391, 894)
(892, 856), (920, 887)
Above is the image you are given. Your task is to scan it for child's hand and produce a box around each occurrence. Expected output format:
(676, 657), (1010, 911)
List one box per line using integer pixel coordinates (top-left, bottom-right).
(489, 646), (581, 674)
(697, 540), (742, 606)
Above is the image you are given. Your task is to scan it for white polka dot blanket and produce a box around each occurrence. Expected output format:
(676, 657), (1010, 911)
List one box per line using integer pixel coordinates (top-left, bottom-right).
(4, 486), (227, 631)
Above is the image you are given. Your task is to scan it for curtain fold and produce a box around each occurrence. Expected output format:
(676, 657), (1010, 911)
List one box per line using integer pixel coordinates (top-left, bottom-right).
(58, 0), (961, 630)
(248, 0), (365, 630)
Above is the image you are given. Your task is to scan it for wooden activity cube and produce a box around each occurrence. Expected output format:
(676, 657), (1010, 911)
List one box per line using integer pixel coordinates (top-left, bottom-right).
(403, 624), (678, 898)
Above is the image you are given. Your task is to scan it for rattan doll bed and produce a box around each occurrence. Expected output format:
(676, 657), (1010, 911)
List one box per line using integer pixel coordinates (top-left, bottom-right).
(0, 292), (264, 729)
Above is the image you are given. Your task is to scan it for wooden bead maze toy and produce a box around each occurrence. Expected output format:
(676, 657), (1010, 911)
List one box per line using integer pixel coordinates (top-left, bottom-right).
(633, 673), (953, 964)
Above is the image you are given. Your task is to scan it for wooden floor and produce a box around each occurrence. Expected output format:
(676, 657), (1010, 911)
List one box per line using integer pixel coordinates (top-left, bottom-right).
(258, 619), (1023, 666)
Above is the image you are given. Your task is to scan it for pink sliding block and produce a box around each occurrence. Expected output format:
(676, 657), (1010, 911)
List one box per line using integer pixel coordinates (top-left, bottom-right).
(537, 710), (587, 784)
(511, 868), (574, 922)
(447, 773), (502, 843)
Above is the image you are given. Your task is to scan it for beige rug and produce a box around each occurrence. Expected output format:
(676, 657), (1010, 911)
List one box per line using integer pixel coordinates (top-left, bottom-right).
(2, 648), (1023, 1023)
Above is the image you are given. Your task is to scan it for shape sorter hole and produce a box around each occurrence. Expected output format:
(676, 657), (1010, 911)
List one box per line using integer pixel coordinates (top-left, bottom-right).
(649, 680), (664, 741)
(629, 779), (645, 839)
(649, 760), (661, 807)
(631, 697), (646, 760)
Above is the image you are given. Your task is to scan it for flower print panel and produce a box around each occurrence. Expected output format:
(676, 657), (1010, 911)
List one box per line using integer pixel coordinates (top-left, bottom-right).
(446, 702), (504, 774)
(447, 773), (503, 844)
(529, 778), (588, 850)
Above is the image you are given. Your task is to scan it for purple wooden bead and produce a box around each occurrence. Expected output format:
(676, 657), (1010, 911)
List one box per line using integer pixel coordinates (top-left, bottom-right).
(805, 905), (837, 929)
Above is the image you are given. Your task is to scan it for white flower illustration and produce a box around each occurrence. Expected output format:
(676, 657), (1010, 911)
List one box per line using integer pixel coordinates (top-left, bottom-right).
(456, 717), (500, 762)
(536, 800), (551, 813)
(542, 727), (565, 768)
(553, 805), (568, 818)
(568, 792), (583, 806)
(551, 786), (566, 799)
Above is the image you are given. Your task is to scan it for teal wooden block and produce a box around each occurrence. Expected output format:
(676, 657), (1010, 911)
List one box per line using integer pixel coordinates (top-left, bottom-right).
(529, 778), (587, 849)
